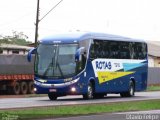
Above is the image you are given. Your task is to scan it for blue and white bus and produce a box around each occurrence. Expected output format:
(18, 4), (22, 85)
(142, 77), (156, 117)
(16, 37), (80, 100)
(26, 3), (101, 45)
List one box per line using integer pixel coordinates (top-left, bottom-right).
(28, 32), (148, 100)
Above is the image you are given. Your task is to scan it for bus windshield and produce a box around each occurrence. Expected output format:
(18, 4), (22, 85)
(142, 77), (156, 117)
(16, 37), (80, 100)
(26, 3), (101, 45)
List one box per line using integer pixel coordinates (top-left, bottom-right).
(35, 44), (78, 78)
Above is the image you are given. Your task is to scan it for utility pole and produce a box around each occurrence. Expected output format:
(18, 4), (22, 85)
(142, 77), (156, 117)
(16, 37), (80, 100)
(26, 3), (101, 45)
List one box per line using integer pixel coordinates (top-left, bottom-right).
(35, 0), (40, 47)
(34, 0), (63, 47)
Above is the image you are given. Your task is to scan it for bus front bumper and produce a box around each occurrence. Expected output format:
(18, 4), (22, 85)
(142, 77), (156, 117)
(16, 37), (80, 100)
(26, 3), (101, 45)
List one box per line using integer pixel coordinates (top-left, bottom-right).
(34, 78), (81, 95)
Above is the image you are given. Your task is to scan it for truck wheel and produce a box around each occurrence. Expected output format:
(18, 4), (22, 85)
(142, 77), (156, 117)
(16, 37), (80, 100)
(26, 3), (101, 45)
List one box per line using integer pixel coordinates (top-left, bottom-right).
(48, 93), (57, 100)
(83, 82), (94, 100)
(12, 82), (20, 95)
(20, 82), (28, 95)
(28, 81), (34, 94)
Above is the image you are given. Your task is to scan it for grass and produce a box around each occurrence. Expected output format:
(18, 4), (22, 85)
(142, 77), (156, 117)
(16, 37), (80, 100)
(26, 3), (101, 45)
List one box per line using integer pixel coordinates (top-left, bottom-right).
(0, 99), (160, 120)
(147, 85), (160, 91)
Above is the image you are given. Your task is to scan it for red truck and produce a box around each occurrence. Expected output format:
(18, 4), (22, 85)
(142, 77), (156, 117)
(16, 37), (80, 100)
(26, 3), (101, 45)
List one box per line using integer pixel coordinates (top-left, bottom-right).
(0, 45), (34, 95)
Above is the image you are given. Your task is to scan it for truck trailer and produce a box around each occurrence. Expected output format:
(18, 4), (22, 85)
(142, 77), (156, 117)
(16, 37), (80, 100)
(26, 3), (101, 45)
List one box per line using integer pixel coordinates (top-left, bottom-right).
(0, 44), (34, 95)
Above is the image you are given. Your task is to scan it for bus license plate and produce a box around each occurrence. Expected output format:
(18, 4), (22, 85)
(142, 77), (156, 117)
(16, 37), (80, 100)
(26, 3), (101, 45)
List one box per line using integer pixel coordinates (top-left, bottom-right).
(49, 89), (57, 92)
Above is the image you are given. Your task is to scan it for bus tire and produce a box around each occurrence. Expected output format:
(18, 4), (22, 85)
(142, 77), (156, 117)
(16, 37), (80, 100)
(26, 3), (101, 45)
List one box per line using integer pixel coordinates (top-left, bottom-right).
(127, 81), (135, 97)
(12, 82), (21, 95)
(120, 92), (127, 97)
(20, 82), (28, 95)
(120, 81), (135, 97)
(94, 93), (105, 99)
(28, 81), (34, 94)
(48, 93), (57, 100)
(83, 82), (94, 100)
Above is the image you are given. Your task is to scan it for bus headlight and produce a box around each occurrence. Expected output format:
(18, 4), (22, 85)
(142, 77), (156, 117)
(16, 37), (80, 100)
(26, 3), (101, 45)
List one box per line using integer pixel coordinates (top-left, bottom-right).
(71, 87), (76, 92)
(34, 88), (37, 92)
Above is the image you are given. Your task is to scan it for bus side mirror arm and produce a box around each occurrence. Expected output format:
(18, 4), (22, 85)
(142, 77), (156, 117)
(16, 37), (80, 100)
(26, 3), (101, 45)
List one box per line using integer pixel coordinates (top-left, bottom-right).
(75, 47), (85, 62)
(27, 48), (36, 62)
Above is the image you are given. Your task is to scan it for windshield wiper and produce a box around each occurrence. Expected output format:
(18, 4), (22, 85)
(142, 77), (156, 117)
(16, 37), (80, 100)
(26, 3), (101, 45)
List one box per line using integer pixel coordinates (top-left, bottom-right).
(43, 58), (54, 76)
(56, 62), (64, 78)
(55, 46), (64, 78)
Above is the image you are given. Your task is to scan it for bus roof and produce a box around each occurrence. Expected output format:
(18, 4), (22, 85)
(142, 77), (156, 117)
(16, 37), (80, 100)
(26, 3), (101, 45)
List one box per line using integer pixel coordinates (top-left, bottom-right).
(40, 32), (145, 44)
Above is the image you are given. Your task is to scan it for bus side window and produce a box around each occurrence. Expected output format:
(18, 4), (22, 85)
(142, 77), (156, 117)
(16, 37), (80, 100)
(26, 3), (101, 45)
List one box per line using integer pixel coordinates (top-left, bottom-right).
(132, 43), (137, 59)
(109, 41), (119, 59)
(90, 40), (101, 59)
(126, 42), (130, 59)
(109, 42), (114, 58)
(129, 42), (134, 59)
(94, 40), (104, 58)
(94, 41), (99, 58)
(103, 41), (110, 58)
(138, 46), (143, 59)
(133, 42), (146, 60)
(90, 44), (95, 59)
(100, 41), (108, 58)
(119, 42), (130, 59)
(120, 42), (125, 59)
(142, 43), (147, 59)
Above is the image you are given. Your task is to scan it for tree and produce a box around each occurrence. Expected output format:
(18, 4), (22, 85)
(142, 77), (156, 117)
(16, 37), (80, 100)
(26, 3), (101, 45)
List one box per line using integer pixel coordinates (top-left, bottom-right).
(0, 31), (32, 45)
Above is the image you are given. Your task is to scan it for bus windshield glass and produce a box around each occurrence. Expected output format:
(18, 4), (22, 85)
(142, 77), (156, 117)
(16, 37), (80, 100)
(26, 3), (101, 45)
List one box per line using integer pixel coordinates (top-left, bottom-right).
(35, 44), (78, 78)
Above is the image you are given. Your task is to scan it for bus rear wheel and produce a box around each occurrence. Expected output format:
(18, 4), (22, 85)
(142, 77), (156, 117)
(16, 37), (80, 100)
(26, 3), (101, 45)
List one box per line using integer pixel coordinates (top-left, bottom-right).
(83, 82), (94, 100)
(48, 93), (57, 100)
(120, 81), (135, 97)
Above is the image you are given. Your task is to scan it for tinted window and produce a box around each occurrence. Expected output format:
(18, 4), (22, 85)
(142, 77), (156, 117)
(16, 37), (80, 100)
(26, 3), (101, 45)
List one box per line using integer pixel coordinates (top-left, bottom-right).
(133, 42), (147, 59)
(90, 39), (147, 60)
(119, 42), (130, 59)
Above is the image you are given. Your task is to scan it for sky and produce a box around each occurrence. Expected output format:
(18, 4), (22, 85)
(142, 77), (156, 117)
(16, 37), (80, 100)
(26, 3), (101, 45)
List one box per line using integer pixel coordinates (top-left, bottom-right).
(0, 0), (160, 42)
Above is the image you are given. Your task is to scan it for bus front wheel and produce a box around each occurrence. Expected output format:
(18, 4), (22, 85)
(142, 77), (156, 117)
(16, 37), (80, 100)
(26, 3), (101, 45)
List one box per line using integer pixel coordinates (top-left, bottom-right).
(83, 83), (94, 100)
(48, 93), (57, 100)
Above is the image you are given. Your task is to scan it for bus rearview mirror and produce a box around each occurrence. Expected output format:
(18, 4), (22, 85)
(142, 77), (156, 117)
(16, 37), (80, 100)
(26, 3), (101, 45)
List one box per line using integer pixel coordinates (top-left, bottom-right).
(75, 47), (85, 62)
(27, 48), (36, 62)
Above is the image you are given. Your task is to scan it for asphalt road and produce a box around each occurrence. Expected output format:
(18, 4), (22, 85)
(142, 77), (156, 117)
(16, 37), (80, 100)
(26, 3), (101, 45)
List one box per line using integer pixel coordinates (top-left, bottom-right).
(0, 91), (160, 109)
(44, 110), (160, 120)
